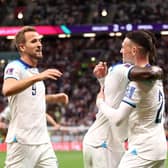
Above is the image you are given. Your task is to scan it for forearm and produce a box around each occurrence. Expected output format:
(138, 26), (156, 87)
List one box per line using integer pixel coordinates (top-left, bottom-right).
(46, 114), (60, 131)
(129, 66), (163, 81)
(46, 93), (69, 104)
(97, 99), (132, 126)
(46, 114), (58, 126)
(97, 77), (105, 87)
(2, 75), (41, 96)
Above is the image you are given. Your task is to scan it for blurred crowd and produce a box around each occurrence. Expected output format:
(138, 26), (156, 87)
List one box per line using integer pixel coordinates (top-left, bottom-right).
(0, 0), (167, 132)
(0, 0), (168, 26)
(0, 35), (168, 130)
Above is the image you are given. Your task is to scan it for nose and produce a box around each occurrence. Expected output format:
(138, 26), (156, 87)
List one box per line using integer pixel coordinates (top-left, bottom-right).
(37, 40), (42, 47)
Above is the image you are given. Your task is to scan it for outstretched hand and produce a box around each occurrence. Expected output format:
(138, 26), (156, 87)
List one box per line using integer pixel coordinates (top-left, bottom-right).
(56, 93), (69, 105)
(38, 69), (63, 81)
(45, 93), (69, 105)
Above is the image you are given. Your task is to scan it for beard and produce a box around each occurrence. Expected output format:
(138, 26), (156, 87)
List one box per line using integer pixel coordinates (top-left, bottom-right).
(28, 51), (43, 60)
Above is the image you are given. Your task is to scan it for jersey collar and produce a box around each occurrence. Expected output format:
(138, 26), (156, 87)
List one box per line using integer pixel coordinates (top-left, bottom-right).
(18, 59), (33, 69)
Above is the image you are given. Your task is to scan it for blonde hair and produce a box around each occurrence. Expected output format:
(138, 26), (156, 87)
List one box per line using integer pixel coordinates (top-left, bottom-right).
(15, 26), (36, 51)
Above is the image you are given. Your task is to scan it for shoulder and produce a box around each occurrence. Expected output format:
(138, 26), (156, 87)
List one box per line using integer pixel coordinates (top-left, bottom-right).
(4, 60), (24, 79)
(109, 63), (132, 71)
(5, 60), (22, 69)
(5, 59), (28, 72)
(108, 63), (133, 75)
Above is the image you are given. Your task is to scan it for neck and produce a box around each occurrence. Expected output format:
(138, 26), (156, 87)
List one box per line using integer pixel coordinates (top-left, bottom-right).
(134, 55), (149, 67)
(20, 55), (38, 67)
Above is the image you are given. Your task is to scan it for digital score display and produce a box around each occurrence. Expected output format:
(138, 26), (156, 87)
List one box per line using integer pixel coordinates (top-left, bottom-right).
(0, 24), (168, 36)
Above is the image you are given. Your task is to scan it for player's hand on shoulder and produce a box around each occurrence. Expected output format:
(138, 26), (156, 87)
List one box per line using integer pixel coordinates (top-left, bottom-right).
(38, 69), (62, 80)
(150, 65), (163, 79)
(93, 61), (107, 78)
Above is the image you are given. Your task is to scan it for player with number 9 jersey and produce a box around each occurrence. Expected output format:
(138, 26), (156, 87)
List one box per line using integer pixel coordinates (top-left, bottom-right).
(4, 59), (49, 145)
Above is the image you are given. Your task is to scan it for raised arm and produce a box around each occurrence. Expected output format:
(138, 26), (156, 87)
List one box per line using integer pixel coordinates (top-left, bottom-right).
(2, 69), (62, 96)
(93, 61), (107, 86)
(129, 65), (163, 81)
(93, 62), (163, 85)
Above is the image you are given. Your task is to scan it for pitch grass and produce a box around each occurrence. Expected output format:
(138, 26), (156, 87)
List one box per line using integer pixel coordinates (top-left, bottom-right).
(0, 151), (168, 168)
(0, 151), (84, 168)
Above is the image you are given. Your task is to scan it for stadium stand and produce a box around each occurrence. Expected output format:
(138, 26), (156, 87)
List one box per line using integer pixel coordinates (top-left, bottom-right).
(0, 0), (168, 142)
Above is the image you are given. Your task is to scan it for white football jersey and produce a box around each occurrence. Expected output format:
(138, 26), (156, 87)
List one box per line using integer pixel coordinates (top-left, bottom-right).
(83, 63), (133, 151)
(4, 59), (50, 144)
(123, 80), (167, 160)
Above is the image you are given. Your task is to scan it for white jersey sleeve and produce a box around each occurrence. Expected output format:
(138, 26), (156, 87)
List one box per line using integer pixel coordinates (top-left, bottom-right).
(122, 80), (167, 160)
(83, 63), (133, 149)
(97, 77), (105, 87)
(97, 98), (133, 126)
(4, 60), (21, 80)
(104, 63), (134, 107)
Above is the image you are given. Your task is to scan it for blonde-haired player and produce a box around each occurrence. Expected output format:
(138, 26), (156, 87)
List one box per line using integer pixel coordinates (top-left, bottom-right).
(2, 26), (63, 168)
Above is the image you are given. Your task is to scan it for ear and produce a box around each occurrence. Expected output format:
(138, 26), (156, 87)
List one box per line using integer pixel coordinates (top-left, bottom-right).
(132, 46), (137, 56)
(19, 43), (25, 52)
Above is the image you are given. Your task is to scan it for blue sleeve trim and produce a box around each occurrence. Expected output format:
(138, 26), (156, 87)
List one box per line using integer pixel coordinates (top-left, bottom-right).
(4, 77), (18, 80)
(122, 100), (136, 108)
(18, 59), (33, 69)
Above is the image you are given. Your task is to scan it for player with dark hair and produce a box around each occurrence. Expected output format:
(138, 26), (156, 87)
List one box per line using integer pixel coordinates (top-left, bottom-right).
(83, 30), (164, 168)
(96, 30), (167, 168)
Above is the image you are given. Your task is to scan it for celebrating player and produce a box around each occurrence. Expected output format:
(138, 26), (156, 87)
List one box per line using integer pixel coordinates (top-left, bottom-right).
(96, 30), (167, 168)
(2, 26), (62, 168)
(83, 30), (164, 168)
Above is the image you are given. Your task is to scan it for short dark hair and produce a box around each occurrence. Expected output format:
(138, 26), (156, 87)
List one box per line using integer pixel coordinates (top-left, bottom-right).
(126, 30), (157, 64)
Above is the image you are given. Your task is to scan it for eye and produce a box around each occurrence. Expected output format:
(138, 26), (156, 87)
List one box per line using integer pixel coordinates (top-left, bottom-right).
(31, 39), (37, 43)
(31, 38), (41, 44)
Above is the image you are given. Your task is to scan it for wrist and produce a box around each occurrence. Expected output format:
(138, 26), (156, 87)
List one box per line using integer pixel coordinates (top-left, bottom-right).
(97, 77), (105, 87)
(96, 98), (104, 108)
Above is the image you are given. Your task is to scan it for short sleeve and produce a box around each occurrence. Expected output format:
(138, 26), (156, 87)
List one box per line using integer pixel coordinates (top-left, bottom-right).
(122, 83), (137, 108)
(4, 61), (21, 80)
(109, 63), (134, 83)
